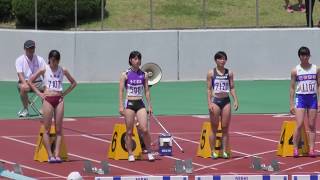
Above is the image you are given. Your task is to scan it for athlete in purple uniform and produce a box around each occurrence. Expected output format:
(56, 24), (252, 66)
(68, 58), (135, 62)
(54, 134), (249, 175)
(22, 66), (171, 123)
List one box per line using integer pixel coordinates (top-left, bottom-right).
(119, 51), (155, 162)
(290, 46), (320, 158)
(28, 50), (77, 163)
(207, 51), (239, 159)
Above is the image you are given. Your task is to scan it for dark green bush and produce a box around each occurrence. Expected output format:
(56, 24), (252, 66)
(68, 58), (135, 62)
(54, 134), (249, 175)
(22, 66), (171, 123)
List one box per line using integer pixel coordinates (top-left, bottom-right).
(12, 0), (107, 29)
(0, 0), (13, 22)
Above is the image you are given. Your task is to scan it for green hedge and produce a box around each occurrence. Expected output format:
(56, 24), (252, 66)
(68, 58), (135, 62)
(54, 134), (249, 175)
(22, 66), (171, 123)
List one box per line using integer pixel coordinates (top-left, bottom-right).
(12, 0), (107, 29)
(0, 0), (13, 22)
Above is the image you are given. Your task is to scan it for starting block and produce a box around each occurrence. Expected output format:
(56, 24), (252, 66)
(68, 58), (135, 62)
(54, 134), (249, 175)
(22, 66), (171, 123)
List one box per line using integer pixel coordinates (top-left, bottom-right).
(270, 159), (280, 171)
(174, 159), (193, 174)
(159, 133), (172, 156)
(174, 160), (185, 174)
(197, 121), (231, 158)
(276, 120), (309, 157)
(83, 160), (93, 173)
(251, 157), (262, 170)
(33, 125), (68, 162)
(184, 159), (193, 174)
(0, 163), (36, 180)
(108, 123), (142, 160)
(101, 160), (109, 175)
(251, 157), (280, 172)
(12, 164), (23, 175)
(0, 162), (4, 170)
(84, 160), (109, 175)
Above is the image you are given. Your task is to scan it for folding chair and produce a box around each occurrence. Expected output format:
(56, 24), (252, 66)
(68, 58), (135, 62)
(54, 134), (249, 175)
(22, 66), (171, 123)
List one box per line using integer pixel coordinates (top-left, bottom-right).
(17, 90), (42, 117)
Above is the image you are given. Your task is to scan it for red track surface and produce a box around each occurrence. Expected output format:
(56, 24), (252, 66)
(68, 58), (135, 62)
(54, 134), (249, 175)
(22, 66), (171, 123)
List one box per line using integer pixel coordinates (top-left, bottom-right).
(0, 114), (319, 180)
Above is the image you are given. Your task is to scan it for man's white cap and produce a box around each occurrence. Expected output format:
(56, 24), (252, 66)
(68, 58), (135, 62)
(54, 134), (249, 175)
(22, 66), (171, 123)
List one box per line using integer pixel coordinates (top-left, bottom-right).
(67, 171), (83, 180)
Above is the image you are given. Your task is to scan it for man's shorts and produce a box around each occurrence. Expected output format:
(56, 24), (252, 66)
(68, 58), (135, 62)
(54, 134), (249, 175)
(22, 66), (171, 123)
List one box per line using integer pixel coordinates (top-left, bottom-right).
(17, 80), (44, 92)
(295, 94), (318, 109)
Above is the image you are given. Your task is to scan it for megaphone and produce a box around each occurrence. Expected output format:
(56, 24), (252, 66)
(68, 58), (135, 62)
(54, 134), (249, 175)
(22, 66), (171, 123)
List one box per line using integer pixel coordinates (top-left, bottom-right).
(141, 63), (162, 86)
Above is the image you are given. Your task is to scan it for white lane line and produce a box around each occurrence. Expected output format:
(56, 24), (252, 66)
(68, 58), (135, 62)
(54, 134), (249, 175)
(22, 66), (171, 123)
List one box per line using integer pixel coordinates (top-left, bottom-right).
(81, 135), (111, 143)
(1, 136), (151, 176)
(173, 136), (261, 158)
(273, 159), (320, 174)
(194, 149), (277, 172)
(2, 132), (199, 138)
(0, 158), (66, 179)
(234, 132), (278, 143)
(80, 134), (218, 170)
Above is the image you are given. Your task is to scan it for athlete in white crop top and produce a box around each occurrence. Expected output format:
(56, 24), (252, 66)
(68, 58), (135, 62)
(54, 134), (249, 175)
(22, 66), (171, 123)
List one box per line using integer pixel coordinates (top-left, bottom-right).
(206, 51), (239, 159)
(290, 46), (320, 157)
(28, 50), (77, 163)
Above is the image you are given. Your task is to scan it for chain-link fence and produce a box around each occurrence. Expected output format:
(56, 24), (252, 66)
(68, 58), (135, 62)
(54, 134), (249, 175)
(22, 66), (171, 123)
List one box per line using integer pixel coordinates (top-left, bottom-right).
(1, 0), (319, 30)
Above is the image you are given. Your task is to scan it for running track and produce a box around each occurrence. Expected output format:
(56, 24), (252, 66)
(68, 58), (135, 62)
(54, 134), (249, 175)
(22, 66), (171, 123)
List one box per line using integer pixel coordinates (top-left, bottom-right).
(0, 114), (319, 179)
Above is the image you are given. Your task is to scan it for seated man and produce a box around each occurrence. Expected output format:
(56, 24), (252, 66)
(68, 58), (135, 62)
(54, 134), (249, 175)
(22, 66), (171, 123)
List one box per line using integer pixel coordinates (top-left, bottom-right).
(15, 40), (46, 117)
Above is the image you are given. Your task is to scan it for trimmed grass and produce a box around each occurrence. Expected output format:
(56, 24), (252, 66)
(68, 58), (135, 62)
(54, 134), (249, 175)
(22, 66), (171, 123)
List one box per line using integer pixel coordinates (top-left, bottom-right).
(79, 0), (320, 30)
(1, 0), (320, 30)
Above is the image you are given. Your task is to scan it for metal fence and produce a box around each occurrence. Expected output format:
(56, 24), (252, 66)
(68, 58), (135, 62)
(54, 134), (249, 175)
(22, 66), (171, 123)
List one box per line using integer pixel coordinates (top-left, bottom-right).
(1, 0), (319, 30)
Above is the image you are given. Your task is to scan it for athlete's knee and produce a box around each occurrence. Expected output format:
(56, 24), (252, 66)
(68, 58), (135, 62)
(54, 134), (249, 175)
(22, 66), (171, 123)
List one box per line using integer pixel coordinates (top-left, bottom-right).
(210, 122), (219, 132)
(308, 125), (316, 133)
(44, 128), (51, 136)
(221, 126), (229, 134)
(55, 128), (62, 136)
(295, 121), (305, 129)
(139, 126), (149, 134)
(126, 130), (133, 137)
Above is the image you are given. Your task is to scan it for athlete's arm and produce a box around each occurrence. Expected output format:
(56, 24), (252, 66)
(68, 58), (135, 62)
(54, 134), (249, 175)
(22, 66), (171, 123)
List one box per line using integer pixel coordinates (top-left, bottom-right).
(207, 70), (214, 112)
(28, 68), (45, 98)
(229, 71), (238, 111)
(290, 68), (297, 114)
(316, 67), (320, 112)
(144, 73), (152, 114)
(119, 72), (126, 116)
(62, 68), (77, 97)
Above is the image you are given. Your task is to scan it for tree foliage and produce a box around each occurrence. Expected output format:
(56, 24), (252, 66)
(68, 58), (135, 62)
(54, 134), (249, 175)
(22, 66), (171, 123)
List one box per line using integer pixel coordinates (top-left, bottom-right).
(12, 0), (106, 29)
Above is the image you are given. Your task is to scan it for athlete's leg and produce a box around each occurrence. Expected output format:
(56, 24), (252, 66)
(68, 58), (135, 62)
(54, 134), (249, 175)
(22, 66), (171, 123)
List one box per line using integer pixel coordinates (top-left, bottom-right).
(209, 103), (221, 155)
(42, 100), (54, 159)
(221, 103), (231, 154)
(306, 109), (317, 150)
(136, 108), (152, 152)
(124, 109), (136, 156)
(53, 100), (64, 159)
(293, 108), (306, 149)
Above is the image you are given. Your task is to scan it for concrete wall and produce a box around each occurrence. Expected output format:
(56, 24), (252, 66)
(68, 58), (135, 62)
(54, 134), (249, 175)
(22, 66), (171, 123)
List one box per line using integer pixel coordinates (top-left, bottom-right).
(1, 28), (319, 82)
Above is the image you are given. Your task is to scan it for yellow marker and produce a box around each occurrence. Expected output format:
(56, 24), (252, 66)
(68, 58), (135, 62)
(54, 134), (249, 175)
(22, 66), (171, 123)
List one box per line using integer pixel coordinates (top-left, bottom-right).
(197, 121), (231, 158)
(108, 123), (142, 160)
(34, 125), (68, 162)
(277, 120), (309, 157)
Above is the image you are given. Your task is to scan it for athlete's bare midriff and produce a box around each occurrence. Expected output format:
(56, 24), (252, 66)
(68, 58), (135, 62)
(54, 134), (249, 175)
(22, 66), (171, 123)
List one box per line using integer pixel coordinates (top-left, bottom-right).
(44, 89), (62, 96)
(213, 92), (229, 98)
(126, 96), (143, 100)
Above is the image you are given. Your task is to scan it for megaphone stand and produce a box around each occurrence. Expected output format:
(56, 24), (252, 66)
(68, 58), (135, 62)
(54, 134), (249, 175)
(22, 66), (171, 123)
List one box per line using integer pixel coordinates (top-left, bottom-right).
(141, 63), (184, 153)
(150, 114), (185, 153)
